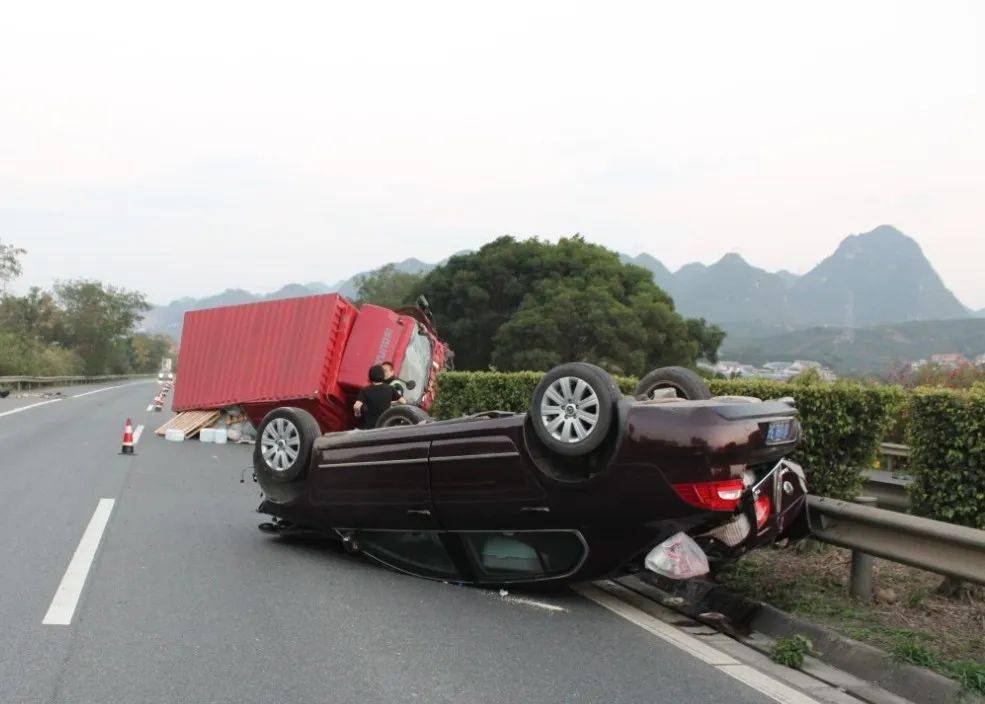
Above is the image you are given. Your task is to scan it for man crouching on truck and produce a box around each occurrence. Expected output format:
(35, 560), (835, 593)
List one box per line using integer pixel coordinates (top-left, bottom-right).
(353, 364), (405, 429)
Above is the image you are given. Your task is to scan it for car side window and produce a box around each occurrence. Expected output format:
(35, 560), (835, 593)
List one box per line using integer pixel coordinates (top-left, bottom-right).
(461, 531), (586, 581)
(355, 531), (461, 580)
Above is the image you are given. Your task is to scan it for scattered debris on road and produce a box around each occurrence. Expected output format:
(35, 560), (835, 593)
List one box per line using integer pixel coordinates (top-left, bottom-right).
(155, 409), (220, 440)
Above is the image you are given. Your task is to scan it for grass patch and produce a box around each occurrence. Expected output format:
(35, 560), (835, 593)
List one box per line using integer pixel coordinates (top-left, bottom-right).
(947, 660), (985, 697)
(892, 641), (941, 669)
(770, 635), (817, 669)
(716, 546), (984, 695)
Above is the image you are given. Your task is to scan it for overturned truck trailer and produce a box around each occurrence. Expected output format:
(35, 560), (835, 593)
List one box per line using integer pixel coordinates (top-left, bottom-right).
(172, 294), (449, 433)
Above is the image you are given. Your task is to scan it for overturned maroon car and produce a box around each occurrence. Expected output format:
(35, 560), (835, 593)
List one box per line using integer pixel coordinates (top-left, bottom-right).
(252, 363), (809, 585)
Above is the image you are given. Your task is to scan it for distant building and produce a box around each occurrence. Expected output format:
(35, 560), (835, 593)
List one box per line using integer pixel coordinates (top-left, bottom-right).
(929, 353), (971, 369)
(705, 359), (836, 382)
(975, 353), (985, 368)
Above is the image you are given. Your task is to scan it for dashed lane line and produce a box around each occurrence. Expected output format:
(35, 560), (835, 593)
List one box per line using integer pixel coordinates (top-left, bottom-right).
(43, 499), (116, 626)
(72, 383), (130, 398)
(0, 399), (64, 418)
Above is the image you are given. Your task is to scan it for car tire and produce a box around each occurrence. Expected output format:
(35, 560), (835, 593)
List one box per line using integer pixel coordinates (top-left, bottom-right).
(530, 363), (617, 457)
(376, 405), (431, 427)
(253, 407), (320, 484)
(634, 366), (712, 400)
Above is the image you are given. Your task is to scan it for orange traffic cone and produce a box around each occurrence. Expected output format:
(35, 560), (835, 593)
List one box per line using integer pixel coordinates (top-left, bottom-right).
(121, 418), (135, 454)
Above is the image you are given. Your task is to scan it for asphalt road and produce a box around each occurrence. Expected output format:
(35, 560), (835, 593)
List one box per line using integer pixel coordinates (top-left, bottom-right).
(0, 381), (851, 704)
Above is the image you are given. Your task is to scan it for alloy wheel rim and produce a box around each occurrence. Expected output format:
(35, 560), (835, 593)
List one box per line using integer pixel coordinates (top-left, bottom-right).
(260, 418), (301, 471)
(540, 376), (600, 443)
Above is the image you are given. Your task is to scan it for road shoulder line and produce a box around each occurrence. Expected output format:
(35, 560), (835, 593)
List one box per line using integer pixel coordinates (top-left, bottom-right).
(574, 581), (824, 704)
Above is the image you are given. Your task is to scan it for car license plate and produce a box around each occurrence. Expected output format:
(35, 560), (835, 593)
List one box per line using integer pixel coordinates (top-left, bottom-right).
(766, 419), (795, 444)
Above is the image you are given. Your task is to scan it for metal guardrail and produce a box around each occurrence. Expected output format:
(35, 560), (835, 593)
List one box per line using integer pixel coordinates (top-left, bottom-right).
(877, 441), (910, 473)
(860, 469), (911, 511)
(0, 374), (153, 390)
(808, 495), (985, 587)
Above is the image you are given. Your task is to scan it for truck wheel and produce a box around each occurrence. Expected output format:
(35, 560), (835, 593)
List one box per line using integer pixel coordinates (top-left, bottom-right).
(254, 407), (320, 484)
(635, 366), (711, 400)
(530, 363), (617, 457)
(377, 405), (431, 427)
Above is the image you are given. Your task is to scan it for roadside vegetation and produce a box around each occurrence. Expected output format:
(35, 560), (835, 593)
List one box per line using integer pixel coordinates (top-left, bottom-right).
(769, 635), (817, 669)
(0, 240), (173, 377)
(358, 236), (725, 376)
(718, 545), (985, 695)
(886, 360), (985, 389)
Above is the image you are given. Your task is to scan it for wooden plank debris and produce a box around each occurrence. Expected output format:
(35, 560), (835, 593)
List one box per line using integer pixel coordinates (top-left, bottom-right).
(155, 409), (220, 438)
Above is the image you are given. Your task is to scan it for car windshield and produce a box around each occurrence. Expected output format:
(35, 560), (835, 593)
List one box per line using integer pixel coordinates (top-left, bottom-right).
(398, 326), (432, 405)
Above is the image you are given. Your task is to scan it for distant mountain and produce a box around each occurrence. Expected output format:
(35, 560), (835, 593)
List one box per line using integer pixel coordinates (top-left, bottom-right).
(775, 270), (800, 289)
(140, 257), (434, 338)
(144, 227), (974, 342)
(788, 225), (968, 327)
(670, 253), (794, 325)
(623, 225), (970, 329)
(721, 318), (985, 375)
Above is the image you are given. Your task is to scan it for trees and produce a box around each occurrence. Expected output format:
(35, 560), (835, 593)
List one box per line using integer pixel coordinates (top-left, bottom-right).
(685, 317), (727, 364)
(354, 264), (424, 310)
(128, 333), (175, 373)
(417, 236), (723, 375)
(0, 239), (26, 294)
(54, 280), (150, 374)
(0, 279), (159, 376)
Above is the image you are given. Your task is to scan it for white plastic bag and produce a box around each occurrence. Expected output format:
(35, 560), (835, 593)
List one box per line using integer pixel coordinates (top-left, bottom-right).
(644, 531), (710, 579)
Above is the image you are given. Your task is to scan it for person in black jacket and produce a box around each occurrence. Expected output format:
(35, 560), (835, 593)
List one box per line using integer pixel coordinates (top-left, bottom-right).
(353, 364), (405, 429)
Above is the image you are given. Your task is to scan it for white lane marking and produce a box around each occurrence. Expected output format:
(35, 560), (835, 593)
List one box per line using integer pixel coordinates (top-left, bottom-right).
(719, 665), (822, 704)
(574, 583), (737, 665)
(72, 384), (127, 398)
(0, 399), (64, 418)
(132, 425), (144, 445)
(499, 594), (568, 613)
(43, 499), (116, 626)
(574, 582), (822, 704)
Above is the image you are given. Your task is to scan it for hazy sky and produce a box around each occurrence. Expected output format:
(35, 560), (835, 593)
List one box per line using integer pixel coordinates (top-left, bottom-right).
(3, 1), (983, 307)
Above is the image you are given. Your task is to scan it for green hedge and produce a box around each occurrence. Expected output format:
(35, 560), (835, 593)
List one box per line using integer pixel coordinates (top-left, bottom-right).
(906, 387), (985, 529)
(432, 371), (903, 501)
(708, 379), (905, 500)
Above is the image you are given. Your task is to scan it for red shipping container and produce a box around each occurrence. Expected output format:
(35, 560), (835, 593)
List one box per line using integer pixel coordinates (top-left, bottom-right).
(173, 294), (359, 430)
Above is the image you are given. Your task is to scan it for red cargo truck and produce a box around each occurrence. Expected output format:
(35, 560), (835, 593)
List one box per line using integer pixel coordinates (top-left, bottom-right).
(172, 294), (450, 432)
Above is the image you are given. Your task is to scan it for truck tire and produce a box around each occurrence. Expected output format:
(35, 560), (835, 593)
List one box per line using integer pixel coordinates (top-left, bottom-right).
(634, 366), (711, 401)
(376, 405), (431, 427)
(530, 363), (617, 457)
(254, 407), (320, 484)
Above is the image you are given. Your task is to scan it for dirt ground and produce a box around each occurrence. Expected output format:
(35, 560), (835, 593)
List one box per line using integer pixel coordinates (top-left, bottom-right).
(716, 542), (984, 690)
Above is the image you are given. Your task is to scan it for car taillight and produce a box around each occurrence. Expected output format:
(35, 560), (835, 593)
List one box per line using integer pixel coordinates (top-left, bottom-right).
(754, 494), (771, 527)
(672, 479), (745, 512)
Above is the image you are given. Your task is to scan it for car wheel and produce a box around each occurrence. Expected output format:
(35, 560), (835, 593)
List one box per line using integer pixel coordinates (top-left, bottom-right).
(531, 363), (617, 457)
(376, 405), (431, 427)
(634, 366), (711, 401)
(253, 407), (319, 484)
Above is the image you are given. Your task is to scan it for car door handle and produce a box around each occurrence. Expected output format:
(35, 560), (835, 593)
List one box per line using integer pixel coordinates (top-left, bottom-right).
(406, 509), (432, 517)
(520, 505), (550, 513)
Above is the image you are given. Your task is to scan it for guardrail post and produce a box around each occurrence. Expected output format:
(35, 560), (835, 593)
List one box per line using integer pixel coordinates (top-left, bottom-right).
(848, 495), (878, 601)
